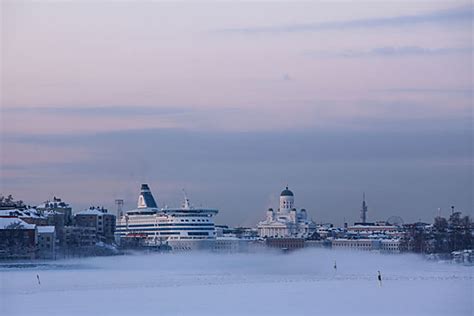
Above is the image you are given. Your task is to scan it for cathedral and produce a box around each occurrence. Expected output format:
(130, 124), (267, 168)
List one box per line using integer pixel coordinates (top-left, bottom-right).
(257, 187), (316, 238)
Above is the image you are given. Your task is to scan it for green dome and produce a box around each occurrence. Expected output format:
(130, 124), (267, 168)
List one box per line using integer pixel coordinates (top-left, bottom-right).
(280, 187), (294, 197)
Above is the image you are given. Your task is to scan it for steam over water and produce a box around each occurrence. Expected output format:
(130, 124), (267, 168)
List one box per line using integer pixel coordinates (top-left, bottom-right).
(1, 249), (472, 315)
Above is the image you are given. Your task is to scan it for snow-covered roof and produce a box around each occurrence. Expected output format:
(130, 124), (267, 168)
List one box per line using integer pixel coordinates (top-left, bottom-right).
(42, 210), (60, 216)
(0, 217), (36, 230)
(37, 226), (55, 233)
(0, 209), (22, 217)
(333, 237), (400, 242)
(380, 238), (400, 242)
(76, 209), (104, 216)
(36, 198), (70, 209)
(348, 225), (397, 229)
(76, 207), (110, 216)
(19, 208), (44, 218)
(0, 208), (45, 219)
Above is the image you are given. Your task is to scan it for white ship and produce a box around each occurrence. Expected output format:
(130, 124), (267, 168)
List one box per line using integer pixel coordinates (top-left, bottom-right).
(116, 184), (218, 250)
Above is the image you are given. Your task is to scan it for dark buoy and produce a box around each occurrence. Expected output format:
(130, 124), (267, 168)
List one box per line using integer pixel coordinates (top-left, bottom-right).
(37, 274), (41, 285)
(333, 261), (337, 271)
(377, 271), (382, 286)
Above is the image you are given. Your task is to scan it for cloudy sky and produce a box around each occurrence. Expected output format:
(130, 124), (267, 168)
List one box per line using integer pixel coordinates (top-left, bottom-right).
(1, 1), (472, 226)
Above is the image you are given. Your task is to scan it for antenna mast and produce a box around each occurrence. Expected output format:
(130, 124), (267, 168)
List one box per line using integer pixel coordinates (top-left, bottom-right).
(182, 189), (191, 210)
(360, 192), (368, 224)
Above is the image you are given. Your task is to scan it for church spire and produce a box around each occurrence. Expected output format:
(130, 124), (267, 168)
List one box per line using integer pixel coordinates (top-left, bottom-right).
(360, 192), (368, 223)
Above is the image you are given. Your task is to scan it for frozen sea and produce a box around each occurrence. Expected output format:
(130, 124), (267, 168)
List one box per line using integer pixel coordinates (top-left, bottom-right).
(0, 249), (472, 316)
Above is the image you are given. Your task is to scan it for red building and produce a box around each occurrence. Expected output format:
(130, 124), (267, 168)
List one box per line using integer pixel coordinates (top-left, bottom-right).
(266, 238), (305, 251)
(0, 217), (37, 259)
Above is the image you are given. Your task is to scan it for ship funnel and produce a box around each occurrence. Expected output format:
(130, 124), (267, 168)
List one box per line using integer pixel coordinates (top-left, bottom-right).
(137, 184), (158, 209)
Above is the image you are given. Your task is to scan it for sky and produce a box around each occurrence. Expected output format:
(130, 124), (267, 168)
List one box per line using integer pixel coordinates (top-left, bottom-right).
(1, 0), (472, 226)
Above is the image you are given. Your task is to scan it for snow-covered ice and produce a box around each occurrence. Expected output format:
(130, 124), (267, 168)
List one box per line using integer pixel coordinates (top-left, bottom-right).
(0, 249), (472, 316)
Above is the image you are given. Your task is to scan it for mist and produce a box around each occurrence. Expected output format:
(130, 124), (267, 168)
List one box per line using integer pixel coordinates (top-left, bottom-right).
(1, 250), (472, 315)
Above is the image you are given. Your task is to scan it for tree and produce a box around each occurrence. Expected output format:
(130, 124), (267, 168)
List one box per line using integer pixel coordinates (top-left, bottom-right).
(401, 224), (430, 253)
(0, 194), (25, 208)
(448, 212), (463, 251)
(5, 194), (13, 203)
(443, 212), (472, 252)
(307, 231), (321, 240)
(433, 216), (448, 232)
(5, 222), (25, 230)
(433, 217), (449, 253)
(460, 216), (473, 250)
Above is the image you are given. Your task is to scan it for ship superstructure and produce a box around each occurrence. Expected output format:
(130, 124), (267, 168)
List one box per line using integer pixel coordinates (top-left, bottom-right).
(116, 184), (218, 250)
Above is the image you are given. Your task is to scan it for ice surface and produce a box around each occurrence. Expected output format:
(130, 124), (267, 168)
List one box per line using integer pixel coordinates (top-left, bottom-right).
(0, 249), (472, 316)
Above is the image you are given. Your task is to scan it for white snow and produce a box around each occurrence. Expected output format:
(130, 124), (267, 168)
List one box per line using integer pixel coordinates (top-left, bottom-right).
(0, 249), (472, 316)
(0, 209), (44, 219)
(0, 217), (35, 230)
(76, 208), (106, 216)
(37, 226), (55, 234)
(0, 209), (22, 217)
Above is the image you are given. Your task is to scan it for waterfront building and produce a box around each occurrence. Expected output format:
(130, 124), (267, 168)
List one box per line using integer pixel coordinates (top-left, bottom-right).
(36, 197), (73, 225)
(331, 238), (401, 253)
(213, 237), (252, 253)
(75, 207), (116, 243)
(0, 208), (47, 226)
(266, 237), (305, 250)
(331, 238), (380, 251)
(380, 239), (401, 253)
(0, 208), (67, 249)
(64, 226), (97, 248)
(451, 250), (473, 264)
(315, 223), (338, 239)
(257, 187), (316, 238)
(37, 226), (56, 259)
(0, 217), (37, 259)
(305, 239), (330, 248)
(347, 223), (402, 238)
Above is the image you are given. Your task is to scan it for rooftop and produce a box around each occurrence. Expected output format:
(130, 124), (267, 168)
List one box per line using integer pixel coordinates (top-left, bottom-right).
(0, 208), (45, 219)
(37, 226), (55, 233)
(0, 217), (36, 230)
(280, 186), (294, 197)
(76, 207), (111, 216)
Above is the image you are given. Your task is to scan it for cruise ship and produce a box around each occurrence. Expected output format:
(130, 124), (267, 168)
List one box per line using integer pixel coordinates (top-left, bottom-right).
(116, 184), (218, 250)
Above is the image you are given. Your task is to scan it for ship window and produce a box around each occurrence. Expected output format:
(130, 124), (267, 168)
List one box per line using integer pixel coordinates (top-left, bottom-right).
(188, 232), (208, 236)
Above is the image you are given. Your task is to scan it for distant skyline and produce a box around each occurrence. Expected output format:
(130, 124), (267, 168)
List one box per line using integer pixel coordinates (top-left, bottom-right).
(1, 1), (472, 226)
